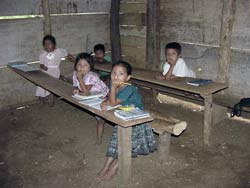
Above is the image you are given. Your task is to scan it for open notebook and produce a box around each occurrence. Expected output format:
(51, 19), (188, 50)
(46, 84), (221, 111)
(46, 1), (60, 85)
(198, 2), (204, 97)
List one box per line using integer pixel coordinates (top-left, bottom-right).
(8, 61), (39, 72)
(72, 92), (104, 101)
(79, 97), (120, 111)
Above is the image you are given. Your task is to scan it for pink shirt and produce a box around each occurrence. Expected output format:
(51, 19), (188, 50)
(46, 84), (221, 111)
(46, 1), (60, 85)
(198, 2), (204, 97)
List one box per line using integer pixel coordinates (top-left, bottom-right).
(73, 71), (109, 97)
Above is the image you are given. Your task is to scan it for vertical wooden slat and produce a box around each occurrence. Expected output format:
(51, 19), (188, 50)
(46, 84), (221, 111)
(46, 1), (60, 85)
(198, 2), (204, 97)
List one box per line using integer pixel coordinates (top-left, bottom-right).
(146, 0), (161, 69)
(42, 0), (52, 35)
(217, 0), (236, 84)
(110, 0), (122, 62)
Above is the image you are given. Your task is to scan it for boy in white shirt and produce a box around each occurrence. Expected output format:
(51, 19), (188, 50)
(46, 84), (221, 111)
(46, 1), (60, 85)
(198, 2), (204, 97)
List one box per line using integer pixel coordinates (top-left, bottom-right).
(157, 42), (195, 80)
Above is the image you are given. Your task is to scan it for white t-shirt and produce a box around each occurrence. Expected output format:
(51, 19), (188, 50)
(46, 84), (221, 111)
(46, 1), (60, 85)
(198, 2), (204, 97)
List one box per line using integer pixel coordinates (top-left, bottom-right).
(162, 58), (195, 78)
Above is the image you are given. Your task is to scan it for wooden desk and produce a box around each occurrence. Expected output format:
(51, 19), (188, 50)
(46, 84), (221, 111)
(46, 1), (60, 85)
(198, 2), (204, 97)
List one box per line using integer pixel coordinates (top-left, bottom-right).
(94, 63), (228, 146)
(10, 67), (153, 183)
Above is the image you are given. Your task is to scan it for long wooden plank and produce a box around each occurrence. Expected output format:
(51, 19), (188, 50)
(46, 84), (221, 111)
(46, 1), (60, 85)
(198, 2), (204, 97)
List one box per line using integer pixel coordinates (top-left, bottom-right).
(10, 67), (153, 128)
(94, 63), (228, 96)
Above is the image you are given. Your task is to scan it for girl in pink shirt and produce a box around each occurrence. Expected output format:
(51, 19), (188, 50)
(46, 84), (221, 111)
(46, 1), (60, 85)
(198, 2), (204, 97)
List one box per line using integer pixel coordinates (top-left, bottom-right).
(73, 53), (109, 144)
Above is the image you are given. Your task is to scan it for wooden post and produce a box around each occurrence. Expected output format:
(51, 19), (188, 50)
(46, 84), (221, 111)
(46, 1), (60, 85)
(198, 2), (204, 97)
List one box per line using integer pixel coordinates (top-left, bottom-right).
(118, 126), (132, 184)
(158, 133), (171, 164)
(146, 0), (160, 69)
(42, 0), (52, 35)
(217, 0), (236, 84)
(202, 95), (213, 146)
(110, 0), (122, 62)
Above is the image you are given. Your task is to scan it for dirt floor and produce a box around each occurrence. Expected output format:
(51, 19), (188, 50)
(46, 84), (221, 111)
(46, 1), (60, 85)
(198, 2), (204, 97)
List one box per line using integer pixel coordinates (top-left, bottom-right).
(1, 91), (250, 188)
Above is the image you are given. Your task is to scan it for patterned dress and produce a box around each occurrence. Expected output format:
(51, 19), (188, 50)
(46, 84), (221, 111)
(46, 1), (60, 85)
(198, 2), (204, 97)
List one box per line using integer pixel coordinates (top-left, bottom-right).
(72, 71), (109, 97)
(106, 85), (156, 158)
(35, 48), (68, 97)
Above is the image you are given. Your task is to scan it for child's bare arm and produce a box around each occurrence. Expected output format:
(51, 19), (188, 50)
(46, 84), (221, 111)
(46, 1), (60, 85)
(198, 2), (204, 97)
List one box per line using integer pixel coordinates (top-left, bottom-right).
(40, 64), (48, 71)
(109, 83), (122, 106)
(76, 73), (92, 95)
(100, 99), (110, 111)
(66, 53), (75, 62)
(164, 63), (175, 80)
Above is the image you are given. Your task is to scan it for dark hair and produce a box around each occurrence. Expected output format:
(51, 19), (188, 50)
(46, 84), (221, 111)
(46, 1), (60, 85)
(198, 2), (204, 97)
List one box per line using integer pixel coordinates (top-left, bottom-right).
(74, 53), (94, 71)
(112, 60), (132, 75)
(165, 42), (181, 54)
(43, 35), (56, 46)
(94, 44), (105, 53)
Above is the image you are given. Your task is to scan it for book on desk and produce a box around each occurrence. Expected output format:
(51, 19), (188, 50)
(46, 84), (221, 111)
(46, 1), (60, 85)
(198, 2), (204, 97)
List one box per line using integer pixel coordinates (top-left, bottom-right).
(186, 79), (212, 86)
(8, 61), (39, 72)
(114, 108), (150, 121)
(72, 92), (104, 101)
(79, 97), (121, 111)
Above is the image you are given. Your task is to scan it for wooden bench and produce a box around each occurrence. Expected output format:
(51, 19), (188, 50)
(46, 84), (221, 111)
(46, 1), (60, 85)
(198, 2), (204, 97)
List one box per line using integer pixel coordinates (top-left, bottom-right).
(148, 110), (187, 164)
(94, 63), (228, 146)
(9, 67), (153, 184)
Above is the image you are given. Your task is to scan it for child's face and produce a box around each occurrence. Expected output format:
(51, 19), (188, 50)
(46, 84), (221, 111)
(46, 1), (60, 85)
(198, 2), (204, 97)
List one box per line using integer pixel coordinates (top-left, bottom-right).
(95, 50), (105, 59)
(76, 59), (90, 75)
(44, 40), (55, 53)
(111, 65), (130, 83)
(165, 48), (180, 64)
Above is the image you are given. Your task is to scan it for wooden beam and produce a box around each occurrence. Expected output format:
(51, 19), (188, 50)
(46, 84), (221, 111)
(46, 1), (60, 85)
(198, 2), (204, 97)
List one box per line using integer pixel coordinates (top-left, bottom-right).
(217, 0), (236, 84)
(146, 0), (160, 69)
(158, 132), (171, 164)
(118, 126), (132, 184)
(42, 0), (52, 35)
(202, 94), (213, 146)
(110, 0), (122, 62)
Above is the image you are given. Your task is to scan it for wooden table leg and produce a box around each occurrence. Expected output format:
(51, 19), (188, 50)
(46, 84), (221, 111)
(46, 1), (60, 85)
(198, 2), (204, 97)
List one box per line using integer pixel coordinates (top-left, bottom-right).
(118, 126), (132, 184)
(202, 94), (213, 146)
(158, 132), (171, 164)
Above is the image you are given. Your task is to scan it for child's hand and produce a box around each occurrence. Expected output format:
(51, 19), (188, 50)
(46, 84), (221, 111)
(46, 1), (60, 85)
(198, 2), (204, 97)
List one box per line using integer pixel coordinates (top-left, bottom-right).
(111, 81), (121, 90)
(156, 75), (165, 80)
(73, 89), (79, 95)
(76, 72), (83, 80)
(40, 64), (48, 71)
(100, 100), (108, 111)
(66, 53), (75, 62)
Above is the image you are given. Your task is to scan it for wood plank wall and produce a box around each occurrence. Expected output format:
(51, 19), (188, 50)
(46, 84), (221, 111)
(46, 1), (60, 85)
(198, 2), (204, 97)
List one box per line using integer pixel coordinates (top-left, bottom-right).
(120, 0), (146, 68)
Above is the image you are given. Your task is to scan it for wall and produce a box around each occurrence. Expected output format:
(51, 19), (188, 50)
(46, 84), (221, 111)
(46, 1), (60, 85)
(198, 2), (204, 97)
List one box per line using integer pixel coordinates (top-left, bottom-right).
(0, 0), (111, 109)
(120, 0), (146, 68)
(159, 0), (250, 98)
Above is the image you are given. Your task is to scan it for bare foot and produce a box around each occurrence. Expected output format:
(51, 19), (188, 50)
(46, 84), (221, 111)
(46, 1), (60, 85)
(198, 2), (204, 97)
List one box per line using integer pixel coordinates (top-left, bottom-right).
(96, 168), (108, 179)
(99, 168), (117, 181)
(95, 140), (102, 146)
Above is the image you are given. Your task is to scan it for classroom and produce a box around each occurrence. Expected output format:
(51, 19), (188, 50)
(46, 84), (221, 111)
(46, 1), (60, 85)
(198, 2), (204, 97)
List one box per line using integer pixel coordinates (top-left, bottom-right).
(0, 0), (250, 188)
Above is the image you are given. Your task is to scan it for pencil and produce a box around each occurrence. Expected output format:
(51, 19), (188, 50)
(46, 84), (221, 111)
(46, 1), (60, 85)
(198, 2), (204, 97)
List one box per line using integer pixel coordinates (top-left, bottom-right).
(114, 82), (132, 85)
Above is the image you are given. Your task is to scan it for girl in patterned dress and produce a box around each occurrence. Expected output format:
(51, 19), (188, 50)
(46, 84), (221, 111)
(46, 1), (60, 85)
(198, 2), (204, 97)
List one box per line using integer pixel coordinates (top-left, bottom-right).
(36, 35), (74, 106)
(73, 53), (109, 144)
(96, 60), (156, 180)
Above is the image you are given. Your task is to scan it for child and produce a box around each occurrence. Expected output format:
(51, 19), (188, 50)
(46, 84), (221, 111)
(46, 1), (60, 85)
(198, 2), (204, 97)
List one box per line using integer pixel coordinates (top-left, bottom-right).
(35, 35), (74, 106)
(73, 53), (109, 144)
(96, 61), (156, 180)
(93, 44), (112, 84)
(93, 44), (112, 64)
(156, 42), (195, 80)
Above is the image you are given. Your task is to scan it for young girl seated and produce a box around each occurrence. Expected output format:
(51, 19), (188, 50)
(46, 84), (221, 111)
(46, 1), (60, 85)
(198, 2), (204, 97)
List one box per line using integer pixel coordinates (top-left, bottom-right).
(36, 35), (74, 106)
(96, 60), (156, 180)
(156, 42), (195, 80)
(73, 53), (109, 144)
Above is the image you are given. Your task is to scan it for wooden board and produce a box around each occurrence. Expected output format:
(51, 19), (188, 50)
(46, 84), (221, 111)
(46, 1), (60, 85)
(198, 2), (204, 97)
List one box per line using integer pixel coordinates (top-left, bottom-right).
(120, 2), (146, 13)
(10, 67), (153, 128)
(94, 63), (228, 96)
(120, 13), (146, 26)
(122, 45), (146, 68)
